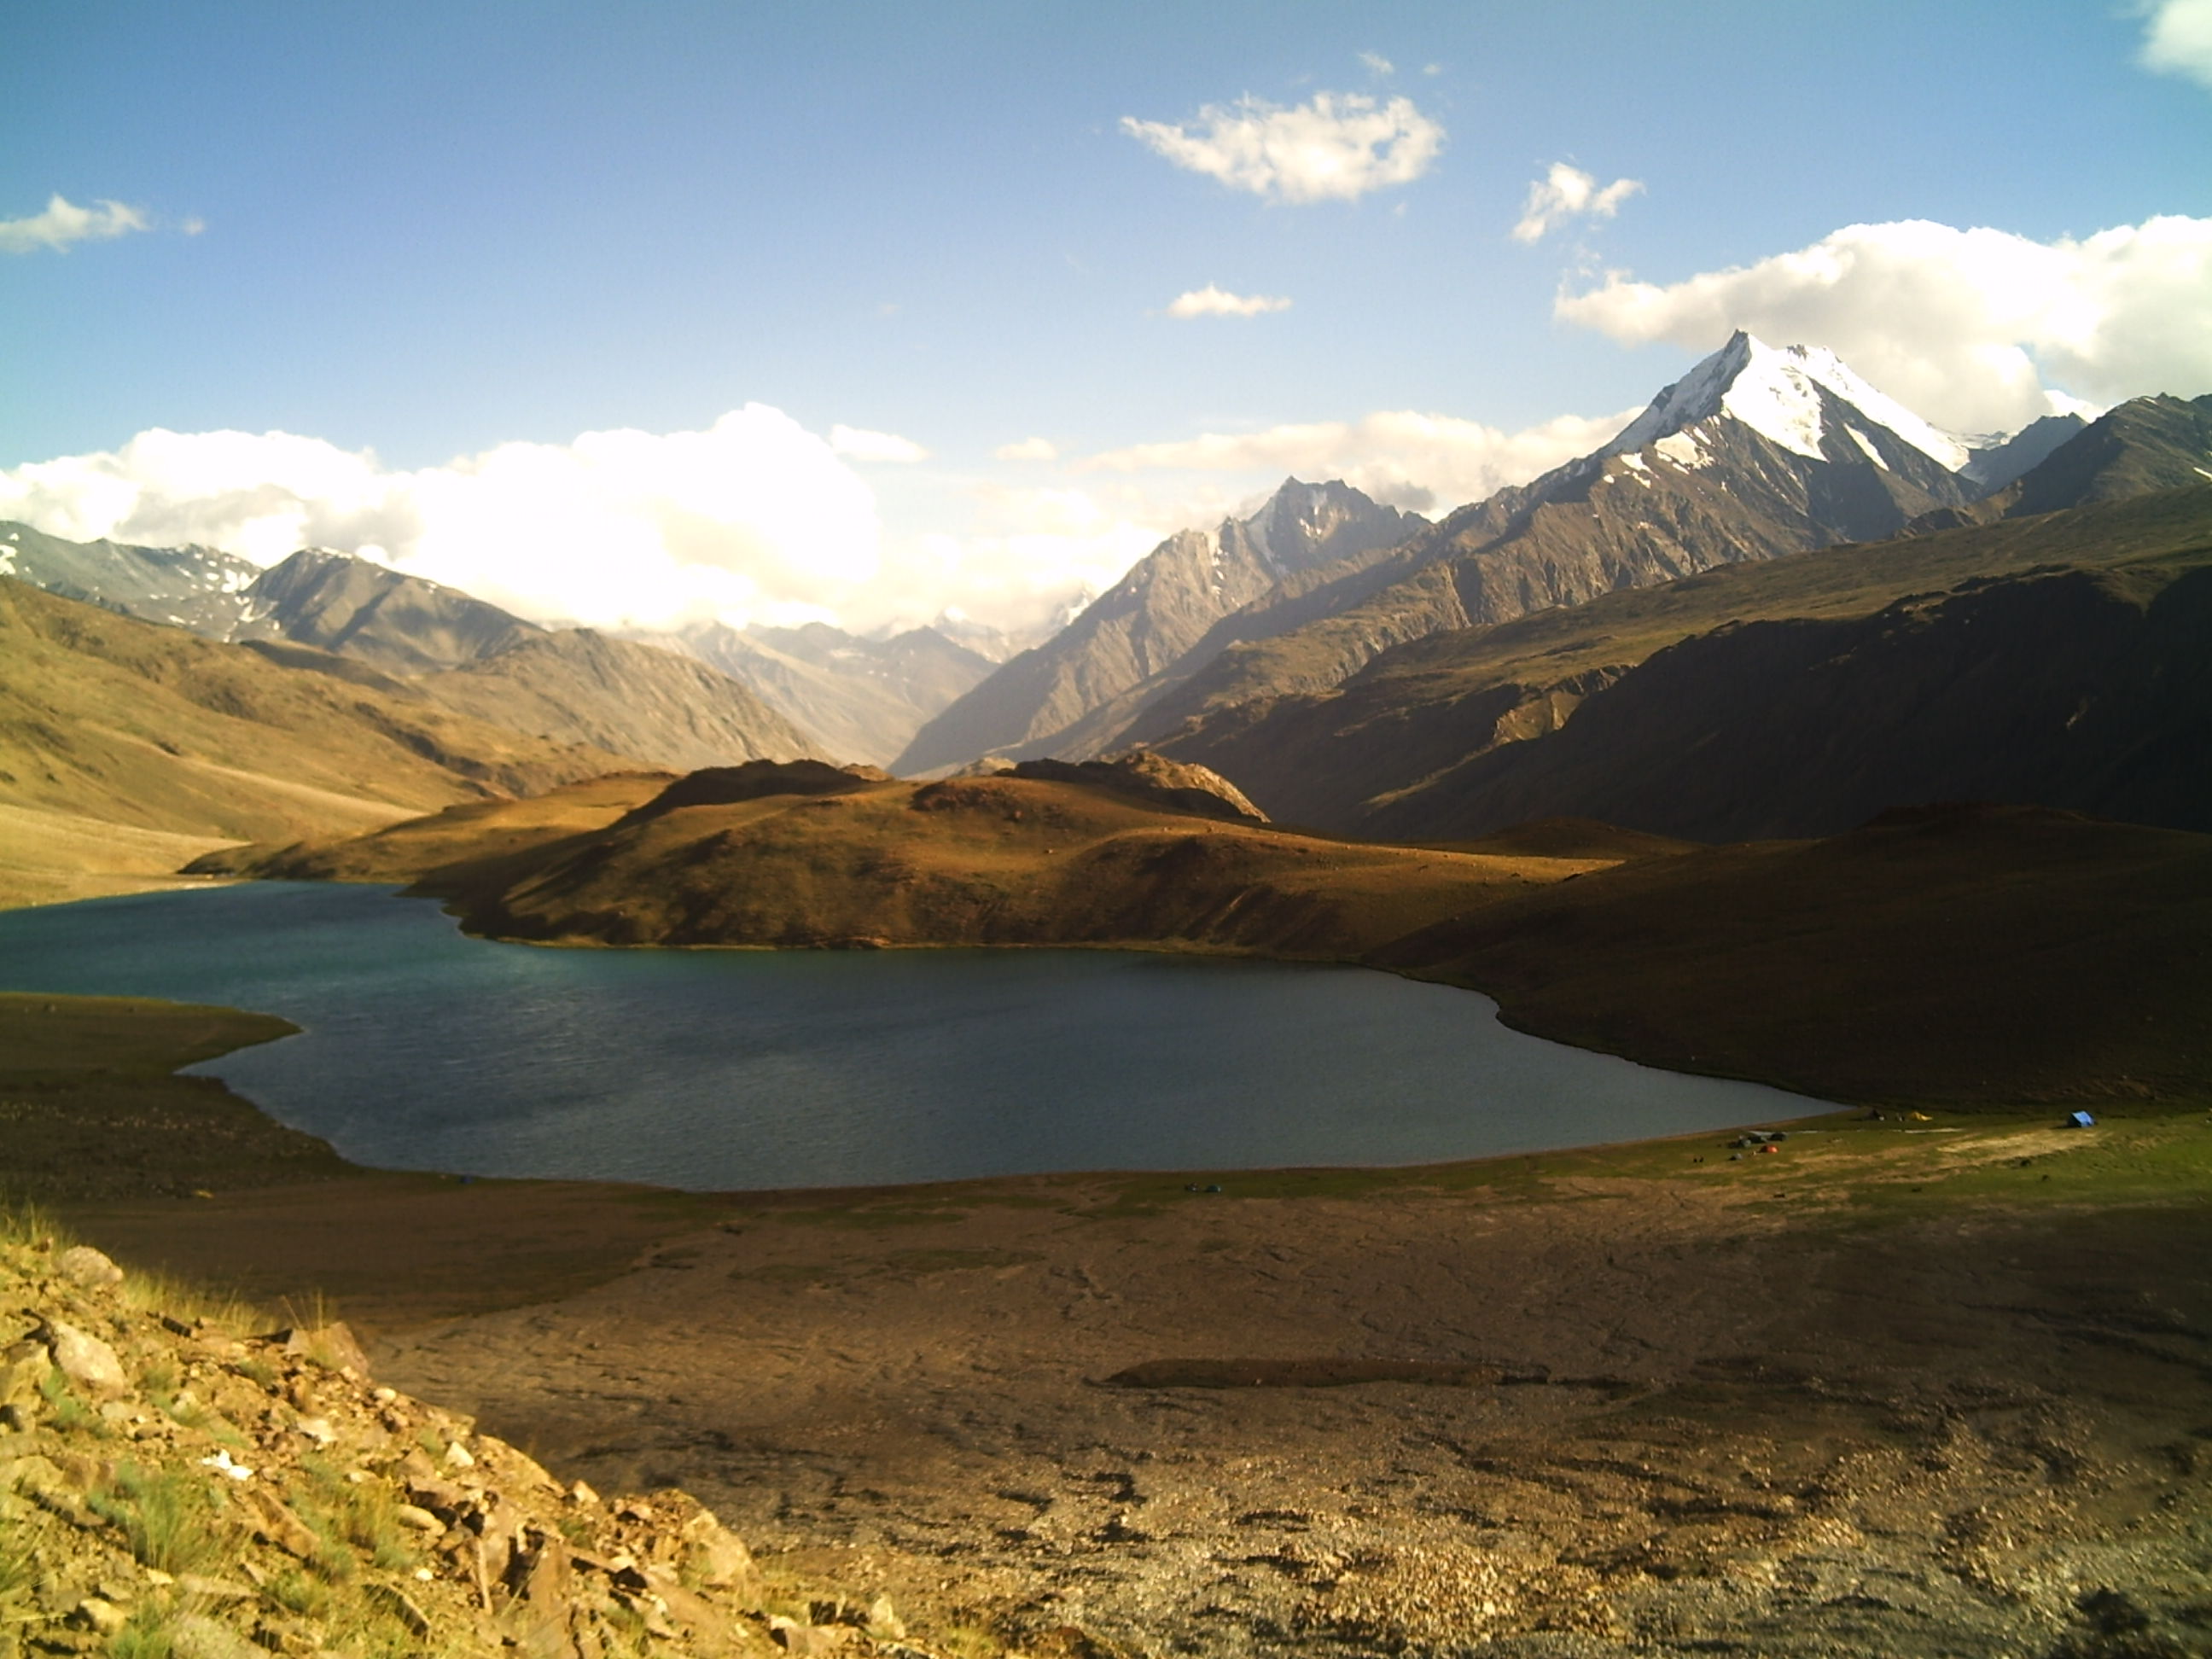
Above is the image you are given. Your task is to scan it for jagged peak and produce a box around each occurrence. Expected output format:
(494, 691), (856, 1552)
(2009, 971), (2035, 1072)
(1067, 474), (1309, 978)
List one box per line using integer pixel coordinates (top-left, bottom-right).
(1604, 330), (1970, 472)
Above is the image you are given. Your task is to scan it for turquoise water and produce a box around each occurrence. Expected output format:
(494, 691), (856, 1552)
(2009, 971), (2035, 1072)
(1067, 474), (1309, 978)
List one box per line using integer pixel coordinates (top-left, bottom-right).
(0, 883), (1825, 1190)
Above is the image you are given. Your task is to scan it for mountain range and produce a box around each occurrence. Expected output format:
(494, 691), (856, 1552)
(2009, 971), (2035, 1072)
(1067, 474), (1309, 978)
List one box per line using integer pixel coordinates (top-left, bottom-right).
(892, 480), (1426, 773)
(1152, 397), (2212, 841)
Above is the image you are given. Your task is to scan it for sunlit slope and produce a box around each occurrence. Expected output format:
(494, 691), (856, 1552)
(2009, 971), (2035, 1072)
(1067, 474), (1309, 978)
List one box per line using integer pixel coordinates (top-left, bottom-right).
(0, 578), (642, 905)
(324, 765), (1621, 953)
(190, 770), (678, 889)
(1377, 804), (2212, 1107)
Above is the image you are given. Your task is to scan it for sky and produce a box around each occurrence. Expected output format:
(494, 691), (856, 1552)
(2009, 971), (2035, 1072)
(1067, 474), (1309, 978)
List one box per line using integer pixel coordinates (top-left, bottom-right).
(3, 0), (2209, 637)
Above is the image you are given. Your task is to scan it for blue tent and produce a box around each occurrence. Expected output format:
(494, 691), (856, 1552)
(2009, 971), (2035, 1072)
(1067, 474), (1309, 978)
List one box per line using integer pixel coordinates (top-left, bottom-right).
(2068, 1110), (2096, 1128)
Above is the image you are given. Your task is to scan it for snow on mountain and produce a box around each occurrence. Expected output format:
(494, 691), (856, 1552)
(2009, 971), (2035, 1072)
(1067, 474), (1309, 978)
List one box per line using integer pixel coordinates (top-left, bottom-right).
(1605, 331), (1971, 472)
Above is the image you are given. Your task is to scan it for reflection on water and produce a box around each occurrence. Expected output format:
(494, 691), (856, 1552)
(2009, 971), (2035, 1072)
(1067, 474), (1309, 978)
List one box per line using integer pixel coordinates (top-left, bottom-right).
(0, 883), (1826, 1190)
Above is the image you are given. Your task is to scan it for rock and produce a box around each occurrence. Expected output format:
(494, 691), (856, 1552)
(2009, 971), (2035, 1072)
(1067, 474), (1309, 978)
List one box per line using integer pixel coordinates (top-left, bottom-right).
(0, 1341), (51, 1405)
(680, 1506), (757, 1590)
(241, 1489), (321, 1560)
(281, 1321), (370, 1378)
(72, 1597), (127, 1636)
(55, 1247), (123, 1289)
(170, 1613), (261, 1659)
(868, 1594), (907, 1640)
(771, 1615), (853, 1654)
(44, 1321), (127, 1397)
(393, 1503), (446, 1535)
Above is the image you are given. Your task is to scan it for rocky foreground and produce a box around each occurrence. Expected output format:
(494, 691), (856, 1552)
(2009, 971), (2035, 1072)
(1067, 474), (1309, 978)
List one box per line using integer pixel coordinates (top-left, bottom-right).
(0, 1220), (932, 1658)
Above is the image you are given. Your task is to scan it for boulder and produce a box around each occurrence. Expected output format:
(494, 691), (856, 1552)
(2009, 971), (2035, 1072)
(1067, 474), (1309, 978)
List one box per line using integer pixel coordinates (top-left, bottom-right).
(56, 1247), (123, 1289)
(44, 1321), (127, 1397)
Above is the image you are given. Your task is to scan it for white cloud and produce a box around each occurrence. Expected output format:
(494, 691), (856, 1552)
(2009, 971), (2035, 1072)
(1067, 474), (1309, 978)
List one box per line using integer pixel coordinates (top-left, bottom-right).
(0, 412), (890, 632)
(2140, 0), (2212, 86)
(828, 424), (928, 463)
(1165, 284), (1293, 319)
(1082, 405), (1642, 515)
(1121, 90), (1444, 205)
(0, 194), (150, 254)
(1511, 163), (1643, 244)
(1555, 213), (2212, 432)
(1359, 50), (1395, 76)
(994, 437), (1059, 462)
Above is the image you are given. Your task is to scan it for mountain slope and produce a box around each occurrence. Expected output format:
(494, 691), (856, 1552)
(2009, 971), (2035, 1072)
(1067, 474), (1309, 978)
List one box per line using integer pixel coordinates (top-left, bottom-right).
(0, 578), (639, 905)
(1114, 335), (1978, 750)
(413, 628), (819, 771)
(1369, 554), (2212, 842)
(228, 548), (541, 672)
(0, 522), (259, 632)
(652, 619), (992, 765)
(893, 479), (1423, 774)
(1156, 485), (2212, 832)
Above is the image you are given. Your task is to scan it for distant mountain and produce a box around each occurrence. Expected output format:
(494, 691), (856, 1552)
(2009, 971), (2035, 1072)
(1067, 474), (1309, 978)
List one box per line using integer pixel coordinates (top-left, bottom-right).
(0, 533), (829, 769)
(894, 479), (1425, 775)
(0, 522), (259, 633)
(2000, 393), (2212, 515)
(1959, 413), (2089, 493)
(0, 576), (639, 906)
(643, 620), (992, 766)
(417, 628), (818, 772)
(1114, 334), (1982, 755)
(227, 548), (538, 672)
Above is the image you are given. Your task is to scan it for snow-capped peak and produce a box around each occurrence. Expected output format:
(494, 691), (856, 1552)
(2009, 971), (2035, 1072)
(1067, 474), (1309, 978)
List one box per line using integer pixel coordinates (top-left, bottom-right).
(1604, 331), (1970, 473)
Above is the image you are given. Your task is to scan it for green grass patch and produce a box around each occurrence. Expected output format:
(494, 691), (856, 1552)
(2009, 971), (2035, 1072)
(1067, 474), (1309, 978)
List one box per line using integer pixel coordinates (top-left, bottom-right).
(91, 1463), (225, 1575)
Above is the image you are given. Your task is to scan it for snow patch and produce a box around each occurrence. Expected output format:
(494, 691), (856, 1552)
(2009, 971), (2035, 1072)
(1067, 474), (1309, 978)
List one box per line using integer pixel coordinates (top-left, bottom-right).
(1654, 431), (1710, 469)
(0, 550), (15, 575)
(1846, 428), (1889, 469)
(1605, 331), (1970, 471)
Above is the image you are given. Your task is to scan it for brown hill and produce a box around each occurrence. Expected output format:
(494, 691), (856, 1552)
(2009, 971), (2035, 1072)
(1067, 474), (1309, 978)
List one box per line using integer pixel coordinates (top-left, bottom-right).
(282, 764), (1610, 956)
(0, 578), (638, 908)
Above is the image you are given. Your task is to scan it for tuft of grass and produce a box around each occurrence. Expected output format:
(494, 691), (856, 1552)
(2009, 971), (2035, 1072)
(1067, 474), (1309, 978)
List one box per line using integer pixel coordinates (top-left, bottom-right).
(90, 1463), (224, 1575)
(267, 1566), (333, 1621)
(40, 1367), (100, 1435)
(107, 1607), (178, 1659)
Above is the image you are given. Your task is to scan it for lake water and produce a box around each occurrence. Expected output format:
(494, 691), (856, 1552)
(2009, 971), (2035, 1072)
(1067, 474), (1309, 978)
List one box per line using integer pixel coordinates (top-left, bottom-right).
(0, 883), (1827, 1190)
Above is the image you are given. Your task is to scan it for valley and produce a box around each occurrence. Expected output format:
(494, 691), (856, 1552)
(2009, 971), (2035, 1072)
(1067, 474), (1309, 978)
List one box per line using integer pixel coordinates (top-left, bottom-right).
(3, 328), (2209, 1659)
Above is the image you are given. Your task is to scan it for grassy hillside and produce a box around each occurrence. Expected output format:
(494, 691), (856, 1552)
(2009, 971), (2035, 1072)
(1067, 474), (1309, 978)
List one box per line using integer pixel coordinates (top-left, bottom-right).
(0, 579), (643, 908)
(1157, 486), (2212, 831)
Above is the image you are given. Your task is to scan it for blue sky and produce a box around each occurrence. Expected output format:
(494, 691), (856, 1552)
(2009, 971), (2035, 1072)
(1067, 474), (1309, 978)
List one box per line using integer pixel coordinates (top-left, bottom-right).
(4, 1), (2208, 633)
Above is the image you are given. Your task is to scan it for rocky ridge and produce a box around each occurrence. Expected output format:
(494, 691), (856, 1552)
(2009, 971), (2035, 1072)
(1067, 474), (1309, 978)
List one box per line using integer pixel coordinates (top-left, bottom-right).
(0, 1223), (939, 1659)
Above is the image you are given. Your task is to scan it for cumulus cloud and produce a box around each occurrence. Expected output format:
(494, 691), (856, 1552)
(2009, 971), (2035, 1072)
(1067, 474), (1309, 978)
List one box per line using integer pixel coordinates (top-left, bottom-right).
(0, 412), (896, 631)
(1555, 213), (2212, 432)
(1082, 406), (1642, 515)
(0, 194), (150, 254)
(2140, 0), (2212, 86)
(1121, 90), (1443, 205)
(994, 437), (1059, 462)
(1165, 284), (1293, 318)
(1511, 163), (1643, 244)
(828, 424), (928, 463)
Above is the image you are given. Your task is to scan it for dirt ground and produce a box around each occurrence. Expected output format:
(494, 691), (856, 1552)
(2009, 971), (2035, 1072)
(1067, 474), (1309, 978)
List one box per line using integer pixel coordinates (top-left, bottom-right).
(96, 1120), (2203, 1659)
(25, 995), (2212, 1656)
